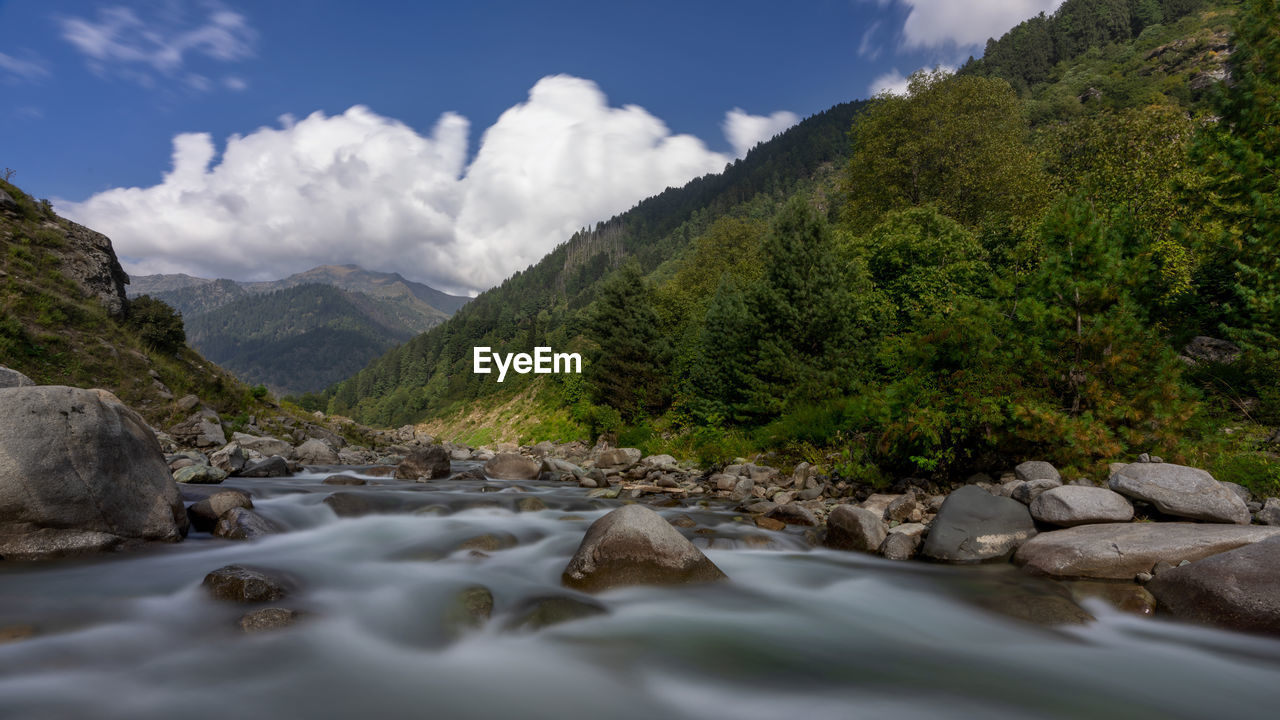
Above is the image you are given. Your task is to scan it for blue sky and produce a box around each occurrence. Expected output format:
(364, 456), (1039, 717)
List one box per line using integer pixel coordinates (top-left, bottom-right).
(0, 0), (1062, 293)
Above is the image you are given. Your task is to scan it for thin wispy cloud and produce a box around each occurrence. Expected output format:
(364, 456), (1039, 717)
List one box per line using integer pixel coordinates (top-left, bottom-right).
(858, 22), (883, 60)
(60, 75), (797, 295)
(0, 52), (52, 84)
(58, 3), (255, 90)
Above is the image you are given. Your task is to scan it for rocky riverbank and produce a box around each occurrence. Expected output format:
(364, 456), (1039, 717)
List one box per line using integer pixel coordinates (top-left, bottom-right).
(4, 367), (1280, 639)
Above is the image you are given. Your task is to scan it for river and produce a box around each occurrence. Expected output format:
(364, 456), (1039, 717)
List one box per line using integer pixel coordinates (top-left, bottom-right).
(1, 464), (1278, 719)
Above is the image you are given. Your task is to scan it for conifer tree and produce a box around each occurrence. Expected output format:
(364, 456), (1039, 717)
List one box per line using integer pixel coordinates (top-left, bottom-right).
(584, 263), (670, 419)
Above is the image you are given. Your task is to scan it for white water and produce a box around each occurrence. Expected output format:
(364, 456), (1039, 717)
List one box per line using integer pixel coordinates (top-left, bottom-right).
(1, 464), (1278, 719)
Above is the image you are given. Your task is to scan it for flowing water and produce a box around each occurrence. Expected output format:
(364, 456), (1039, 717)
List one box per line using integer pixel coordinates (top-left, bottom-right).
(2, 464), (1278, 719)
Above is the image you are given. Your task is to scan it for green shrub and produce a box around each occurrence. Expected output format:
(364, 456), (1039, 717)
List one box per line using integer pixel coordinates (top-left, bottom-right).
(125, 295), (186, 354)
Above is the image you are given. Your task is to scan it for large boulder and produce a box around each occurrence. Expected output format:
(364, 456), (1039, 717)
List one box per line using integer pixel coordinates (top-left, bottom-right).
(173, 464), (227, 485)
(240, 455), (291, 478)
(1109, 463), (1249, 524)
(187, 489), (253, 532)
(294, 438), (340, 465)
(483, 453), (540, 481)
(595, 448), (642, 471)
(1147, 536), (1280, 636)
(561, 505), (727, 593)
(1029, 486), (1134, 527)
(209, 442), (246, 474)
(212, 507), (279, 540)
(231, 433), (295, 459)
(824, 505), (887, 553)
(0, 386), (188, 560)
(920, 485), (1037, 563)
(393, 445), (452, 480)
(1014, 523), (1280, 579)
(1014, 461), (1061, 483)
(0, 365), (34, 388)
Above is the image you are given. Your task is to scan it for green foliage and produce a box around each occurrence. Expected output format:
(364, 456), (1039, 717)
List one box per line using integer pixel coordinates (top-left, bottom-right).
(125, 295), (186, 354)
(845, 70), (1047, 231)
(584, 263), (670, 419)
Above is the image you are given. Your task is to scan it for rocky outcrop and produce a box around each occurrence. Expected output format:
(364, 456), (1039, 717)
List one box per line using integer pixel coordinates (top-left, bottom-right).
(1147, 537), (1280, 635)
(1029, 486), (1134, 527)
(0, 386), (188, 559)
(1109, 463), (1249, 524)
(920, 486), (1036, 563)
(1014, 523), (1280, 579)
(561, 505), (727, 592)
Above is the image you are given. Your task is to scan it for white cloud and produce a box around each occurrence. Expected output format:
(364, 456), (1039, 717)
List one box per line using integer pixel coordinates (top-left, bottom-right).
(722, 108), (800, 158)
(869, 64), (957, 96)
(223, 75), (247, 91)
(0, 52), (51, 83)
(858, 21), (883, 60)
(59, 3), (255, 88)
(896, 1), (1064, 48)
(59, 75), (790, 295)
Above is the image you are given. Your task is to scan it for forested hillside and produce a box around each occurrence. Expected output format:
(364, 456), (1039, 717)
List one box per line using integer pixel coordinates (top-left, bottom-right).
(319, 0), (1278, 494)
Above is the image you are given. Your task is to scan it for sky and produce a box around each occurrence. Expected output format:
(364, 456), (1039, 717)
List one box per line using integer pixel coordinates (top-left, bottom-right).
(0, 0), (1064, 295)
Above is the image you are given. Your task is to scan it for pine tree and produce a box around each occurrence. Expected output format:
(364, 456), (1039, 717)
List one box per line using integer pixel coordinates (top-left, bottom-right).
(691, 276), (758, 424)
(584, 263), (670, 419)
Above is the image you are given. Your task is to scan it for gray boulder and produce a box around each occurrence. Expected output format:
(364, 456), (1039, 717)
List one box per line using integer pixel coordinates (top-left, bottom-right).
(1015, 461), (1061, 483)
(295, 438), (340, 465)
(483, 453), (540, 481)
(209, 442), (246, 474)
(212, 507), (279, 540)
(1259, 498), (1280, 526)
(1011, 478), (1063, 505)
(1109, 463), (1249, 524)
(0, 365), (34, 388)
(240, 455), (291, 478)
(880, 523), (927, 561)
(231, 433), (295, 459)
(920, 485), (1037, 563)
(1030, 486), (1134, 527)
(824, 505), (887, 553)
(561, 505), (727, 593)
(1147, 536), (1280, 636)
(0, 386), (188, 560)
(395, 445), (452, 480)
(169, 410), (226, 449)
(238, 607), (300, 633)
(595, 448), (642, 471)
(187, 490), (253, 532)
(1014, 523), (1280, 579)
(766, 503), (817, 526)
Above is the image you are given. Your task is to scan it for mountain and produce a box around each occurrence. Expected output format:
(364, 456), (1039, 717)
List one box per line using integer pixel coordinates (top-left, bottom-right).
(314, 0), (1280, 495)
(0, 177), (287, 428)
(128, 264), (470, 395)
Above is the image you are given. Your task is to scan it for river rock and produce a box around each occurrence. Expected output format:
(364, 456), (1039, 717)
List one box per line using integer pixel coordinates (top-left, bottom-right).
(203, 565), (293, 603)
(561, 505), (727, 593)
(920, 485), (1037, 563)
(880, 523), (927, 561)
(240, 455), (291, 478)
(444, 586), (494, 636)
(1146, 536), (1280, 635)
(1259, 498), (1280, 526)
(395, 446), (452, 480)
(1109, 463), (1249, 524)
(187, 490), (254, 532)
(209, 442), (246, 474)
(595, 448), (641, 471)
(1014, 523), (1280, 579)
(238, 607), (300, 633)
(824, 505), (887, 553)
(766, 503), (818, 526)
(231, 433), (295, 459)
(322, 474), (367, 486)
(0, 365), (34, 388)
(507, 595), (607, 631)
(1011, 478), (1063, 505)
(1029, 486), (1134, 527)
(173, 464), (228, 485)
(212, 507), (279, 540)
(482, 453), (539, 480)
(1015, 461), (1061, 483)
(0, 386), (188, 560)
(641, 454), (679, 471)
(295, 438), (340, 465)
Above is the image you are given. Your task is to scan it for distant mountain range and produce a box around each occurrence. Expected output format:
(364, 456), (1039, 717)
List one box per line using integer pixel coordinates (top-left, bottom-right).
(128, 265), (470, 395)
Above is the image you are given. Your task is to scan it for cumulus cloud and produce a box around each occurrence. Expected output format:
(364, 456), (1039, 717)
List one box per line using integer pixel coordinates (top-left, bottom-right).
(59, 3), (255, 88)
(0, 52), (51, 83)
(868, 63), (956, 96)
(897, 1), (1065, 48)
(722, 108), (800, 158)
(60, 76), (794, 295)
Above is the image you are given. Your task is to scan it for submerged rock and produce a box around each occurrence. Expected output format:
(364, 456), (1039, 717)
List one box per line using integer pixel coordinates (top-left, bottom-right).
(212, 507), (280, 540)
(920, 486), (1036, 563)
(561, 505), (727, 593)
(203, 565), (293, 603)
(507, 595), (607, 631)
(238, 607), (300, 633)
(443, 586), (494, 636)
(0, 386), (188, 560)
(322, 474), (368, 486)
(1014, 523), (1280, 579)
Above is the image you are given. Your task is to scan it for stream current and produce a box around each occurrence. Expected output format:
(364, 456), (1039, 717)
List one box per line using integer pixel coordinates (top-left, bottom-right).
(1, 463), (1278, 719)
